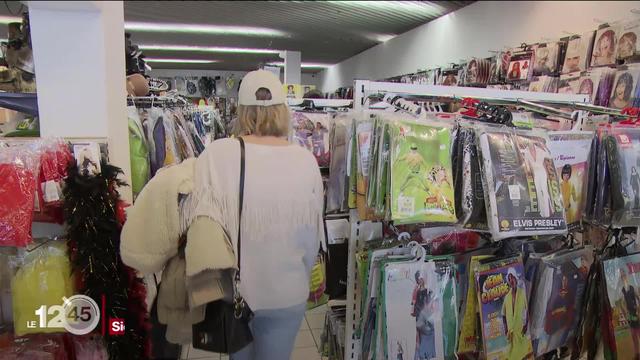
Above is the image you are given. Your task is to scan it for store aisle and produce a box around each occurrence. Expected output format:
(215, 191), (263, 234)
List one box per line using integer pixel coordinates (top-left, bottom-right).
(181, 305), (328, 360)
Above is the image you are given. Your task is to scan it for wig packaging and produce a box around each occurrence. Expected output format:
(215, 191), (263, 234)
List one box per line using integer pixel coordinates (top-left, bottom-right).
(478, 128), (567, 240)
(533, 42), (561, 77)
(577, 70), (603, 104)
(605, 127), (640, 227)
(603, 253), (640, 360)
(476, 256), (533, 360)
(617, 19), (640, 61)
(507, 49), (535, 83)
(591, 25), (620, 68)
(609, 67), (640, 109)
(390, 120), (456, 224)
(547, 131), (595, 228)
(563, 31), (596, 74)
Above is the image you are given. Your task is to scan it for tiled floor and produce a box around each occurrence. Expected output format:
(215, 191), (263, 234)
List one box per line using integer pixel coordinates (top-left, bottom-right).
(181, 304), (328, 360)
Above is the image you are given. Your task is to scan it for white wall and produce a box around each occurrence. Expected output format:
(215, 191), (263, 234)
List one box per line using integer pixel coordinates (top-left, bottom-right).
(29, 1), (131, 201)
(319, 1), (640, 92)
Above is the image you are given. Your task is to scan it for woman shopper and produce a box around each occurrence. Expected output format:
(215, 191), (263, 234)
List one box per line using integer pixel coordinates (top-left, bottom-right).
(185, 69), (324, 360)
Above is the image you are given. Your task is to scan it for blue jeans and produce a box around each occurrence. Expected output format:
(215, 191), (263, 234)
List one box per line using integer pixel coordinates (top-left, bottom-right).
(231, 302), (307, 360)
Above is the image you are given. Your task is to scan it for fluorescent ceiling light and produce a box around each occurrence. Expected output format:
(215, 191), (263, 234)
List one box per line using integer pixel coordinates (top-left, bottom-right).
(139, 44), (280, 54)
(268, 62), (332, 69)
(332, 1), (444, 14)
(145, 58), (218, 64)
(125, 22), (287, 37)
(0, 16), (21, 24)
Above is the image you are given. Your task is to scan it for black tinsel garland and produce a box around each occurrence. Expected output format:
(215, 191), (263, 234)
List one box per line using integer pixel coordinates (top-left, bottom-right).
(63, 162), (150, 359)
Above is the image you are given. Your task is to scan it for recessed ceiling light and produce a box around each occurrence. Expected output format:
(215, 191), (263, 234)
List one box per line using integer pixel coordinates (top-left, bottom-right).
(268, 62), (333, 69)
(125, 22), (287, 37)
(139, 44), (280, 54)
(0, 16), (21, 24)
(145, 58), (218, 64)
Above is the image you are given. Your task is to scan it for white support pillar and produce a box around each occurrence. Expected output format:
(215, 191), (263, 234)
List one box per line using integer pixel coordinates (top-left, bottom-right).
(28, 1), (132, 202)
(281, 50), (301, 85)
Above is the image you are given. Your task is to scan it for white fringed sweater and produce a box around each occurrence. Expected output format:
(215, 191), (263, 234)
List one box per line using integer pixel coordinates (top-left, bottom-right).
(183, 138), (324, 310)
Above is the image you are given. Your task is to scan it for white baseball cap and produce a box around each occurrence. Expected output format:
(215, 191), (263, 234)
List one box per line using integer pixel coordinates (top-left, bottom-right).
(238, 69), (286, 106)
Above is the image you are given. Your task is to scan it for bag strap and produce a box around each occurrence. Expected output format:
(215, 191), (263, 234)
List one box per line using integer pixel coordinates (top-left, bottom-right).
(236, 137), (245, 281)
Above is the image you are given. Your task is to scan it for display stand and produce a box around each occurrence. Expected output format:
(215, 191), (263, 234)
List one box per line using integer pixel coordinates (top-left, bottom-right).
(343, 82), (592, 360)
(288, 98), (353, 109)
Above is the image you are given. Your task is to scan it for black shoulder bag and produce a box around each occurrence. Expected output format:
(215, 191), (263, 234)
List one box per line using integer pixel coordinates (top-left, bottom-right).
(192, 137), (254, 353)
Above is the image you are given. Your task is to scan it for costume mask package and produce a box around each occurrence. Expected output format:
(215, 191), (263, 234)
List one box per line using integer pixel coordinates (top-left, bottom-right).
(478, 129), (567, 240)
(390, 120), (456, 224)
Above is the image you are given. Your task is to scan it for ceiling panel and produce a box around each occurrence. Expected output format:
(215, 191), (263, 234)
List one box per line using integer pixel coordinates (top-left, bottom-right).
(123, 1), (473, 71)
(0, 1), (474, 72)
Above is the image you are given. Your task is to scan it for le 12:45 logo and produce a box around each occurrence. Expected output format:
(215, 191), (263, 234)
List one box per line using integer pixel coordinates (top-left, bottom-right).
(29, 295), (100, 335)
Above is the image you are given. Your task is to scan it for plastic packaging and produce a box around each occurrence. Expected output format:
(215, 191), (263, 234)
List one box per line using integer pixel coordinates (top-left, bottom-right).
(603, 252), (640, 360)
(547, 131), (595, 228)
(478, 127), (567, 240)
(72, 335), (108, 360)
(383, 257), (458, 360)
(326, 113), (350, 213)
(453, 126), (488, 230)
(0, 144), (39, 247)
(529, 247), (594, 357)
(11, 241), (75, 336)
(390, 119), (456, 224)
(0, 334), (69, 360)
(475, 255), (533, 360)
(291, 110), (332, 167)
(605, 126), (640, 227)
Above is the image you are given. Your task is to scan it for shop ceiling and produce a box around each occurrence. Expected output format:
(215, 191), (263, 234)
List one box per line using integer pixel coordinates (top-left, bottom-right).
(123, 1), (473, 72)
(0, 1), (472, 72)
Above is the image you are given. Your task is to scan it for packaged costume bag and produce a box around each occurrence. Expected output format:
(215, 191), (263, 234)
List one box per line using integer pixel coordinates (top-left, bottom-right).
(356, 118), (374, 219)
(529, 247), (594, 357)
(479, 129), (567, 240)
(384, 260), (450, 360)
(390, 120), (456, 224)
(606, 127), (640, 227)
(603, 253), (640, 360)
(12, 241), (75, 336)
(476, 256), (533, 360)
(128, 106), (150, 197)
(454, 126), (487, 230)
(547, 131), (594, 228)
(326, 114), (349, 213)
(0, 145), (38, 247)
(291, 111), (332, 167)
(458, 255), (492, 357)
(307, 254), (328, 309)
(594, 128), (613, 225)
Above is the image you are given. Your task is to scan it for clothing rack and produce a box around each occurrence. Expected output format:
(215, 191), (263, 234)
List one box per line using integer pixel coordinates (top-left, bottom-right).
(343, 81), (593, 360)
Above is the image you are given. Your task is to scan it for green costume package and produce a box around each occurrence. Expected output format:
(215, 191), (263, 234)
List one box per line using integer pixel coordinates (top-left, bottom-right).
(390, 121), (456, 224)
